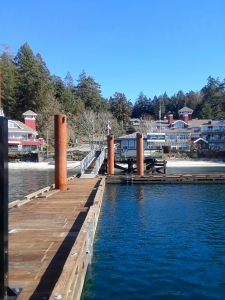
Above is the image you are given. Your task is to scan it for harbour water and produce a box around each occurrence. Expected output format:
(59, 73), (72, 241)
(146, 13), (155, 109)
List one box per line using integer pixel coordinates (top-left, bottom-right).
(81, 183), (225, 300)
(8, 165), (79, 202)
(8, 165), (225, 299)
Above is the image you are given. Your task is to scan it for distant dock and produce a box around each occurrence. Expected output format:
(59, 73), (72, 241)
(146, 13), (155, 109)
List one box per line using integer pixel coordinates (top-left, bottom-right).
(106, 173), (225, 184)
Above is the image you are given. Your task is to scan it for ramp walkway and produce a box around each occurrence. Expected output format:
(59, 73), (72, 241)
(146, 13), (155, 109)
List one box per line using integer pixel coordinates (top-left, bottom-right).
(80, 148), (106, 178)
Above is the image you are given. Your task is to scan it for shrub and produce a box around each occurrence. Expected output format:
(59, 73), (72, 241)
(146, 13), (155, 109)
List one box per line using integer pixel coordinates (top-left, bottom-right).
(191, 153), (198, 159)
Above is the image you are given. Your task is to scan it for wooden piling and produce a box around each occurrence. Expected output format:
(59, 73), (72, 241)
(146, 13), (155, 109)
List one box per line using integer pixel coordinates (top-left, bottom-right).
(136, 133), (144, 176)
(107, 134), (114, 175)
(54, 114), (67, 190)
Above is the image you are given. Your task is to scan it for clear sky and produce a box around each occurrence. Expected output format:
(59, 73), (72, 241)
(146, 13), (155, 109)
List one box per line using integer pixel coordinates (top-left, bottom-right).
(1, 0), (225, 103)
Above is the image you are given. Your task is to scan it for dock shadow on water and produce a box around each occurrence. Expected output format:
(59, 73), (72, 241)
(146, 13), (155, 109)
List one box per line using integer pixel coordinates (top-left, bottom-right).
(81, 184), (225, 300)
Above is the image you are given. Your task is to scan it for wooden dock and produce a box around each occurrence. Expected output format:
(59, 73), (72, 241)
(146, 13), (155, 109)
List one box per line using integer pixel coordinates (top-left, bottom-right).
(106, 173), (225, 184)
(8, 177), (105, 300)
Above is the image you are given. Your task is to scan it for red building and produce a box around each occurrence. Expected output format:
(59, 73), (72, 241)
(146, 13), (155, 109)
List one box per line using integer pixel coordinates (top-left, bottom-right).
(8, 110), (44, 151)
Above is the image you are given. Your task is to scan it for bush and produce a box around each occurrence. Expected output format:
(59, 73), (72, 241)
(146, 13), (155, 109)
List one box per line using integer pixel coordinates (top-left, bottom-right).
(191, 153), (198, 159)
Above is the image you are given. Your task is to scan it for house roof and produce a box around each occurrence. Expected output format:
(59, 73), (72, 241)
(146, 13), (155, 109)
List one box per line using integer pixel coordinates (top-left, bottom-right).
(193, 138), (208, 144)
(115, 132), (141, 140)
(178, 106), (193, 113)
(8, 120), (37, 134)
(22, 110), (37, 116)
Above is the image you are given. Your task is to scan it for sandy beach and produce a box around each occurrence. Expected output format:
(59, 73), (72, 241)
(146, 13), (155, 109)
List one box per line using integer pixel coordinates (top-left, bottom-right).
(8, 159), (225, 169)
(9, 161), (81, 170)
(166, 159), (225, 167)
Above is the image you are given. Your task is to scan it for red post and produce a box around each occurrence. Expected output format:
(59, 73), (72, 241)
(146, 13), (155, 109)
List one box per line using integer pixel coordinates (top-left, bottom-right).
(136, 133), (144, 176)
(55, 114), (67, 190)
(107, 134), (114, 175)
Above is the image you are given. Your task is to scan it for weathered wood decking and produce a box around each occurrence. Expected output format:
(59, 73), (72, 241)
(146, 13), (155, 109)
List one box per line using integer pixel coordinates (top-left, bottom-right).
(8, 177), (105, 300)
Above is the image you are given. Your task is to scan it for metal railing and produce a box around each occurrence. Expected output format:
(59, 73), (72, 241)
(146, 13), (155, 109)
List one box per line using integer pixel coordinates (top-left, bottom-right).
(105, 147), (163, 159)
(92, 148), (106, 175)
(80, 149), (96, 175)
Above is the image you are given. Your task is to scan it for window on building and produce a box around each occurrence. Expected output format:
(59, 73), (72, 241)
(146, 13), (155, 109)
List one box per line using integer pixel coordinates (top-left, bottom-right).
(129, 140), (135, 149)
(174, 121), (184, 129)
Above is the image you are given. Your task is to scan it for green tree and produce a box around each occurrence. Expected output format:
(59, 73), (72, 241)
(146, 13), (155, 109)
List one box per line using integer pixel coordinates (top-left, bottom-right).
(0, 44), (18, 118)
(15, 43), (51, 118)
(132, 92), (152, 118)
(186, 90), (203, 113)
(76, 71), (107, 112)
(109, 92), (132, 125)
(200, 76), (225, 118)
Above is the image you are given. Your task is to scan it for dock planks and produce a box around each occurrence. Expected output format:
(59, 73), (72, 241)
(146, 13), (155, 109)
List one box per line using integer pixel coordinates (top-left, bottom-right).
(8, 177), (102, 300)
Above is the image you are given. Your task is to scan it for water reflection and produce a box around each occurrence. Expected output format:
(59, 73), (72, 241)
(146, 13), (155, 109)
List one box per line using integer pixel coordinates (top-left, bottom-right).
(82, 184), (225, 300)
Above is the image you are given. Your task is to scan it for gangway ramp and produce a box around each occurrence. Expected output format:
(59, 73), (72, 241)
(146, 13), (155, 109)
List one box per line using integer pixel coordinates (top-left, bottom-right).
(80, 148), (106, 178)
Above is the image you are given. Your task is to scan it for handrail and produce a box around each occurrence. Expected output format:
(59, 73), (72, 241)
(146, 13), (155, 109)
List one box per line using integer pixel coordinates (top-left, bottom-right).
(92, 148), (106, 175)
(105, 148), (163, 159)
(80, 149), (96, 175)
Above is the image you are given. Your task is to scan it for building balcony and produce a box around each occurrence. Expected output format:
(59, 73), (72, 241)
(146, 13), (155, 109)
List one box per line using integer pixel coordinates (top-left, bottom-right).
(201, 129), (225, 133)
(207, 138), (225, 142)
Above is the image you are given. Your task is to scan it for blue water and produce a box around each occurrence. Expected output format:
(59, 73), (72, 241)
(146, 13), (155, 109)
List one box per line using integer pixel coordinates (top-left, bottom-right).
(81, 184), (225, 300)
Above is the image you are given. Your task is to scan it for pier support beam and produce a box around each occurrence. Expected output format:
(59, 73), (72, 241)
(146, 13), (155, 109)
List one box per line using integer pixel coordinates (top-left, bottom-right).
(136, 133), (144, 176)
(0, 117), (17, 299)
(107, 134), (114, 175)
(54, 114), (67, 190)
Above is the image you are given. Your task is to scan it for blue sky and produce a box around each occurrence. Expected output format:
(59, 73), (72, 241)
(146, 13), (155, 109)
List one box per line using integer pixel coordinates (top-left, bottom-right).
(1, 0), (225, 103)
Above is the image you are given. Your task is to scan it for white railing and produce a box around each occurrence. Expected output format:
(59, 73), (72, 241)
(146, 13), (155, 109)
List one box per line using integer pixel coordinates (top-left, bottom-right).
(105, 148), (163, 159)
(80, 149), (96, 175)
(92, 148), (106, 175)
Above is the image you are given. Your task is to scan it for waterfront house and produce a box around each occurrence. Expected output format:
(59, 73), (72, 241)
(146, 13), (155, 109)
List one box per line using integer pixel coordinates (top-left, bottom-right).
(8, 110), (44, 151)
(114, 132), (164, 159)
(126, 106), (225, 151)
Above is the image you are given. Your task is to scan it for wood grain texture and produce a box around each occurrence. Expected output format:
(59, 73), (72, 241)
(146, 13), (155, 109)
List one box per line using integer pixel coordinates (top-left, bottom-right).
(8, 177), (102, 300)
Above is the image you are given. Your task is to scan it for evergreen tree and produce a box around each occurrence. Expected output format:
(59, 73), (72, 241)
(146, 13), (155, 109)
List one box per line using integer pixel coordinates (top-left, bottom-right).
(15, 43), (51, 118)
(64, 71), (74, 89)
(109, 92), (132, 125)
(76, 72), (106, 112)
(132, 92), (151, 118)
(0, 44), (18, 118)
(200, 76), (225, 118)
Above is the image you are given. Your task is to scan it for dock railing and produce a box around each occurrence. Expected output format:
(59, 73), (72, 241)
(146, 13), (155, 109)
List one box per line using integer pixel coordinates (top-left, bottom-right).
(105, 147), (163, 159)
(92, 147), (106, 175)
(80, 149), (96, 175)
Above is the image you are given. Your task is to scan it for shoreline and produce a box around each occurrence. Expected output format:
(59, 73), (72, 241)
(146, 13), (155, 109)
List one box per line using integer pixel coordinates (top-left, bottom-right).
(9, 161), (81, 169)
(166, 158), (225, 167)
(8, 159), (225, 169)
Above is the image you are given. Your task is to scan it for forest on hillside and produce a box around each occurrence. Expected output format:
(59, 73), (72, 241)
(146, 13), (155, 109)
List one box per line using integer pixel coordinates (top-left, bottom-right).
(1, 43), (225, 145)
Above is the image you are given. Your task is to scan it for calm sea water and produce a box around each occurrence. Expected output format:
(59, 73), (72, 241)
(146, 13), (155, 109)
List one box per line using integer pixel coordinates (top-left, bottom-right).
(8, 168), (78, 202)
(81, 184), (225, 300)
(8, 166), (225, 202)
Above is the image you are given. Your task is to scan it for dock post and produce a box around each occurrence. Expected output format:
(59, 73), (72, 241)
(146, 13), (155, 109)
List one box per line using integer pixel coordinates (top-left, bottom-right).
(0, 117), (17, 299)
(136, 133), (144, 176)
(54, 114), (67, 190)
(107, 134), (114, 175)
